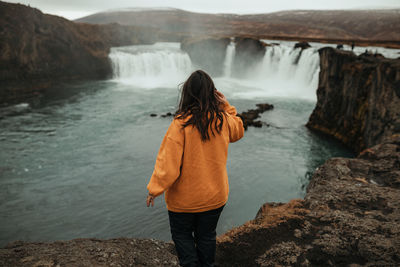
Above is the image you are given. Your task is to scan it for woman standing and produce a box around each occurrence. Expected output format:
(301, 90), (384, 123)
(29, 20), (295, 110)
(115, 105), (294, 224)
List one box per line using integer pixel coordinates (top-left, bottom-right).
(146, 70), (244, 267)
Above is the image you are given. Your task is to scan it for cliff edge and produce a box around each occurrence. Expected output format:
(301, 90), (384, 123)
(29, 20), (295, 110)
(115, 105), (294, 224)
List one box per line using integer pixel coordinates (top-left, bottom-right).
(306, 47), (400, 153)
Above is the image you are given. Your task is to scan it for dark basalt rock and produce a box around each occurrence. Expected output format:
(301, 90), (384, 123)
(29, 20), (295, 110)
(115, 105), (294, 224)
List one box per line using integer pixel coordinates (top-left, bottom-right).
(232, 37), (267, 78)
(294, 41), (311, 50)
(181, 37), (231, 77)
(306, 47), (400, 154)
(237, 103), (274, 130)
(161, 112), (174, 118)
(216, 134), (400, 266)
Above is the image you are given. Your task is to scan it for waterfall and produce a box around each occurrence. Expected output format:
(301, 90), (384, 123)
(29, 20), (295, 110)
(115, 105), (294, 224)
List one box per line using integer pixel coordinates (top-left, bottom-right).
(108, 41), (320, 100)
(223, 40), (236, 77)
(109, 42), (193, 88)
(228, 44), (320, 100)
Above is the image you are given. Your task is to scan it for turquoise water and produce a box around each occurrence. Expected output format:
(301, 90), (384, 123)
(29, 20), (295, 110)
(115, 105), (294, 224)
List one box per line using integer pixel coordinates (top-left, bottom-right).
(0, 79), (353, 246)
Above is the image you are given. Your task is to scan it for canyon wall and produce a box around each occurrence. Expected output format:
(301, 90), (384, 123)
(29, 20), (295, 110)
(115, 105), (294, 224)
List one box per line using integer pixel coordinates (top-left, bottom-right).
(0, 2), (183, 105)
(307, 47), (400, 153)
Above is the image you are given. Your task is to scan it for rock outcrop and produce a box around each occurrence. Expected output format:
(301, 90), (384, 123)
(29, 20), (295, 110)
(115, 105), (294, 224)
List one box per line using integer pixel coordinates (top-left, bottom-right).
(181, 37), (231, 77)
(307, 47), (400, 153)
(294, 41), (311, 50)
(232, 37), (267, 77)
(0, 2), (170, 105)
(217, 134), (400, 266)
(237, 103), (274, 130)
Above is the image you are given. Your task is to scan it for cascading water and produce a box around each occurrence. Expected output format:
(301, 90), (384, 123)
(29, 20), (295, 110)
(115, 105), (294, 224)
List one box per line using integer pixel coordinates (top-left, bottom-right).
(108, 41), (320, 100)
(109, 42), (193, 88)
(227, 44), (320, 100)
(222, 39), (236, 78)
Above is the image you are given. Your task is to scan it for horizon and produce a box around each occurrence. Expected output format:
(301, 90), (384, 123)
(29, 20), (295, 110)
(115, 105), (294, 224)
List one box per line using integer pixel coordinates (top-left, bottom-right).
(3, 0), (400, 20)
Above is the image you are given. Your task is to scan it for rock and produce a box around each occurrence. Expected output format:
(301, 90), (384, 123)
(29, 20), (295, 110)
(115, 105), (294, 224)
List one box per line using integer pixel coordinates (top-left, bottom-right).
(306, 47), (400, 154)
(255, 103), (274, 112)
(150, 113), (157, 117)
(294, 41), (311, 50)
(216, 135), (400, 266)
(0, 238), (179, 267)
(161, 112), (174, 118)
(237, 103), (273, 130)
(232, 37), (266, 78)
(0, 2), (162, 105)
(181, 37), (231, 77)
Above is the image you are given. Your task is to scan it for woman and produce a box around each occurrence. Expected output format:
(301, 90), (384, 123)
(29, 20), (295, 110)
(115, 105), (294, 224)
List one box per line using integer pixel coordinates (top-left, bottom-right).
(146, 69), (244, 267)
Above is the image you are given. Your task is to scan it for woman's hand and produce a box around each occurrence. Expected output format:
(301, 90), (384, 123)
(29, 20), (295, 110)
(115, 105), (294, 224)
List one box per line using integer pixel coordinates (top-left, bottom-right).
(146, 193), (155, 207)
(215, 90), (227, 104)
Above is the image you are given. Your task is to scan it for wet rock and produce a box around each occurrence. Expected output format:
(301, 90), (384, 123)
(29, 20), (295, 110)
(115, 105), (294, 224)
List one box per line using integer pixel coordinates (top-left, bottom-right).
(161, 112), (174, 118)
(294, 41), (311, 50)
(237, 103), (273, 130)
(306, 47), (400, 153)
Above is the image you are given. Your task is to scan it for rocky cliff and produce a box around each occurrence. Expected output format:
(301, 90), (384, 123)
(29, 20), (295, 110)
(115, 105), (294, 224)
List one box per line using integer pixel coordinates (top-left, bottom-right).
(217, 134), (400, 266)
(232, 37), (267, 78)
(0, 2), (179, 105)
(307, 47), (400, 153)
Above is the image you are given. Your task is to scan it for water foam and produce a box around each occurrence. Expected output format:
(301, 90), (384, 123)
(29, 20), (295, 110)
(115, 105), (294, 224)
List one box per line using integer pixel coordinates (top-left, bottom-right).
(109, 42), (193, 88)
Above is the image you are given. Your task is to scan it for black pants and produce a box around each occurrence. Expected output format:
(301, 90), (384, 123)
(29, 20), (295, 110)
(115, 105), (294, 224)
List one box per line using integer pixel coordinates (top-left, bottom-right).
(168, 205), (225, 267)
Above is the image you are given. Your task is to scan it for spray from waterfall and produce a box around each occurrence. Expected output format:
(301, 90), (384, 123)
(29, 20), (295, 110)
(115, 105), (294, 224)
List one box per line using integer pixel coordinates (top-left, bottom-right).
(225, 44), (320, 100)
(108, 41), (320, 100)
(109, 42), (193, 88)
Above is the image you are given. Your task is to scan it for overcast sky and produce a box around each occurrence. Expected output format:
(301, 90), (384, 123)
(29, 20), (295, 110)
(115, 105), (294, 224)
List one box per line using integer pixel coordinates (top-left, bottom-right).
(4, 0), (400, 19)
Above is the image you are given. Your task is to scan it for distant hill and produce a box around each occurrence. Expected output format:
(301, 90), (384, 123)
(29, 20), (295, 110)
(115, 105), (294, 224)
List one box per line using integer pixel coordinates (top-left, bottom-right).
(76, 8), (400, 43)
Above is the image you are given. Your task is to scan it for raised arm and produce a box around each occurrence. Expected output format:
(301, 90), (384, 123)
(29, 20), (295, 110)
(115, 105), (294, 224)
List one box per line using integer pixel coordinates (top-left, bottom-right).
(216, 90), (244, 143)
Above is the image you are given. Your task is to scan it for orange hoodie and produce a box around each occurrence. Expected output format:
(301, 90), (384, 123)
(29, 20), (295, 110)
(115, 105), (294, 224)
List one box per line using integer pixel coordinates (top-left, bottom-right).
(147, 101), (244, 212)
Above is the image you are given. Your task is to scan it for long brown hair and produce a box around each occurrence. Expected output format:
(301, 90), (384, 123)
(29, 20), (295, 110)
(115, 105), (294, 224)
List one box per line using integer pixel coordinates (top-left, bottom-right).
(175, 70), (224, 141)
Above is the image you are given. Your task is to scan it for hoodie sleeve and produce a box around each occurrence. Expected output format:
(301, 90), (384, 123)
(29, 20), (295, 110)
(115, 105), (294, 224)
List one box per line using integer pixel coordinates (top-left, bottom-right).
(222, 101), (244, 143)
(147, 119), (184, 197)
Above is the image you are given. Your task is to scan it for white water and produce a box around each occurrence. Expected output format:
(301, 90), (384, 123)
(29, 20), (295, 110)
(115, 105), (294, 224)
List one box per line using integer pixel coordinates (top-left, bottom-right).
(223, 40), (236, 78)
(109, 42), (193, 88)
(217, 43), (320, 100)
(108, 40), (398, 100)
(109, 41), (321, 100)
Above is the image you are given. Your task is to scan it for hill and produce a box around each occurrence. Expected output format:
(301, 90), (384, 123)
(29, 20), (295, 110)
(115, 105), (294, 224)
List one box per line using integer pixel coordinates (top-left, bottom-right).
(76, 8), (400, 47)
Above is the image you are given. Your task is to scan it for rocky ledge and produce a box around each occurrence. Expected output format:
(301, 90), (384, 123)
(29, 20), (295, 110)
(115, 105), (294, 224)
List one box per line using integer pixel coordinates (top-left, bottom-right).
(217, 134), (400, 266)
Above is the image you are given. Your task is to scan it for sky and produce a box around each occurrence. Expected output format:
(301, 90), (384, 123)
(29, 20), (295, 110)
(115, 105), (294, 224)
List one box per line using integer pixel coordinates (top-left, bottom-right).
(4, 0), (400, 20)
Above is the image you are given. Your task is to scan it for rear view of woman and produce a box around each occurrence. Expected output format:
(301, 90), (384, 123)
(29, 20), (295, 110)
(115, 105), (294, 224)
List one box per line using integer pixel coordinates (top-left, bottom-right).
(146, 69), (244, 267)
